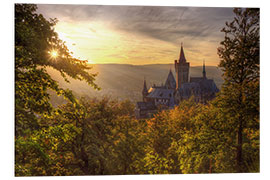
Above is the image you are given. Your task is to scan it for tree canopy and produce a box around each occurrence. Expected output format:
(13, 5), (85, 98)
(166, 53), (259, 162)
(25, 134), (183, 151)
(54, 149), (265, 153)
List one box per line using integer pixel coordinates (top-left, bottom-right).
(15, 6), (260, 176)
(15, 4), (99, 136)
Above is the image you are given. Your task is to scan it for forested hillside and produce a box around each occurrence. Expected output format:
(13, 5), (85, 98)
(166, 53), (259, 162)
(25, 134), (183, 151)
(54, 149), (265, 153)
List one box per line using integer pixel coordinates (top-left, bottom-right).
(47, 64), (223, 106)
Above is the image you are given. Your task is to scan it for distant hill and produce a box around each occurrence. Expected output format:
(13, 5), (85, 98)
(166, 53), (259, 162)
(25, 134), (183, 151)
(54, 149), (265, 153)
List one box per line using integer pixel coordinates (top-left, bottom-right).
(47, 64), (224, 106)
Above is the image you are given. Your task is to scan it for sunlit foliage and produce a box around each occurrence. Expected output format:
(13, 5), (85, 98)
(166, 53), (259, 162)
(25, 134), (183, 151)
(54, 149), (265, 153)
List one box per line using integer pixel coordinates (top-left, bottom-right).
(15, 6), (259, 176)
(15, 4), (99, 136)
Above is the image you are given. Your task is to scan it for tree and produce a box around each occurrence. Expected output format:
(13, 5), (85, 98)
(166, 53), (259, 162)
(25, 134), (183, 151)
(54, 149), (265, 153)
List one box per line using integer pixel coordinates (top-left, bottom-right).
(142, 98), (203, 174)
(35, 97), (147, 175)
(15, 4), (99, 136)
(15, 124), (82, 176)
(217, 8), (259, 172)
(15, 4), (101, 176)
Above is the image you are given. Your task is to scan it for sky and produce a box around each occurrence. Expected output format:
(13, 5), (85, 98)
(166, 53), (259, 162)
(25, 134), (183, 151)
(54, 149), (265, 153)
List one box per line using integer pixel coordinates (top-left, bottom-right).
(37, 4), (235, 66)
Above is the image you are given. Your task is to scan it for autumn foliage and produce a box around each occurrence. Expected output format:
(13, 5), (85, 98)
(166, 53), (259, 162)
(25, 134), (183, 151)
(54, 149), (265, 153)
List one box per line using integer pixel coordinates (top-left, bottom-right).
(15, 5), (259, 176)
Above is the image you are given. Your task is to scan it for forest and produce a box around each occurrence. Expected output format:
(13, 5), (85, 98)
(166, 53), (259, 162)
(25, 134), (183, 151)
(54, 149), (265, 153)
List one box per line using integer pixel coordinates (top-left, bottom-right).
(15, 4), (259, 175)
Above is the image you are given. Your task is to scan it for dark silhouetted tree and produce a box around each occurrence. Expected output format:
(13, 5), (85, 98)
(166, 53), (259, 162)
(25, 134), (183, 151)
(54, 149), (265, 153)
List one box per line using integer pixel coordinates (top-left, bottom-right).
(217, 8), (259, 172)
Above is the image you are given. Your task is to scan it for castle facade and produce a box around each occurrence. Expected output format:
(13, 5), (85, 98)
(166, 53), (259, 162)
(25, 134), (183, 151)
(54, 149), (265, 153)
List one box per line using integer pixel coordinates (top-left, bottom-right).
(135, 44), (219, 119)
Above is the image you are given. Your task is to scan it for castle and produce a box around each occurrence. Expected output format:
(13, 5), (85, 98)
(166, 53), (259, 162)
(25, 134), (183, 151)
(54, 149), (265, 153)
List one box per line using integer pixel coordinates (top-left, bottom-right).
(135, 44), (219, 119)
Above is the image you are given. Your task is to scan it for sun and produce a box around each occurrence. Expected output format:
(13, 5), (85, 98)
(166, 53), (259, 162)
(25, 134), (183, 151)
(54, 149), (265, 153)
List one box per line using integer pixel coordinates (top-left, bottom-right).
(49, 50), (58, 59)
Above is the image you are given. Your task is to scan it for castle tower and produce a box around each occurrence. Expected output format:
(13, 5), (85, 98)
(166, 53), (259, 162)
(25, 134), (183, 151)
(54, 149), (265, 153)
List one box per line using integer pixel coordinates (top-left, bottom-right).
(203, 60), (206, 79)
(142, 78), (148, 102)
(175, 43), (190, 89)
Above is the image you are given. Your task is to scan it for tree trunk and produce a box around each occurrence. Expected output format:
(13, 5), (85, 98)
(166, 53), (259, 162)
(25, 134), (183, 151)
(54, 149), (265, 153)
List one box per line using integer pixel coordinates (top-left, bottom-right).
(80, 120), (89, 174)
(236, 115), (243, 172)
(209, 158), (212, 173)
(99, 159), (105, 175)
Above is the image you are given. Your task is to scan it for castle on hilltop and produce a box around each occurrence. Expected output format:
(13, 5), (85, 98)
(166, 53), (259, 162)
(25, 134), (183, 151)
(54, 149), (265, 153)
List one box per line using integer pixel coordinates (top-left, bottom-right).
(135, 44), (219, 119)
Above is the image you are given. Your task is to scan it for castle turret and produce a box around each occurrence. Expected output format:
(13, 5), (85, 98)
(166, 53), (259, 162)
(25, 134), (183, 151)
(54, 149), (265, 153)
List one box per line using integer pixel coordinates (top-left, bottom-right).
(175, 43), (190, 89)
(203, 60), (206, 79)
(142, 78), (148, 102)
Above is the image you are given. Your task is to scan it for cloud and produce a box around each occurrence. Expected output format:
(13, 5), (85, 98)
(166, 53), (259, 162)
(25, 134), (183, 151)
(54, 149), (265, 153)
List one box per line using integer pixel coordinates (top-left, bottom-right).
(37, 5), (234, 45)
(89, 27), (97, 33)
(110, 6), (234, 45)
(36, 4), (236, 65)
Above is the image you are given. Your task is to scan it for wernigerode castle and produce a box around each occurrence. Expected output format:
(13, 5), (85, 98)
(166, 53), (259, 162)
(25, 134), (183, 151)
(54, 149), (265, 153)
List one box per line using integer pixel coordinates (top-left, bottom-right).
(135, 44), (219, 119)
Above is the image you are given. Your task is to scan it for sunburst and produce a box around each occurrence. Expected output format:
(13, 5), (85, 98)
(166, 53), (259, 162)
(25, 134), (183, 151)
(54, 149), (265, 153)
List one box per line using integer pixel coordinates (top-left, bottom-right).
(49, 50), (58, 59)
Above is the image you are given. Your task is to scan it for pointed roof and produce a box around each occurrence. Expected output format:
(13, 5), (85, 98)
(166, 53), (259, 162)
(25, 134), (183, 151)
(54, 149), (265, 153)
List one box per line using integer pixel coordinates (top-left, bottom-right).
(146, 88), (174, 99)
(203, 60), (206, 79)
(165, 69), (176, 89)
(179, 43), (186, 63)
(142, 78), (148, 93)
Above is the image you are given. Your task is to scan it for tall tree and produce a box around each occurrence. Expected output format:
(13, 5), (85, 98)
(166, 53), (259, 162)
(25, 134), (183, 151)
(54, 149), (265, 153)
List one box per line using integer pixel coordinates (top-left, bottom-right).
(217, 8), (259, 172)
(15, 4), (99, 136)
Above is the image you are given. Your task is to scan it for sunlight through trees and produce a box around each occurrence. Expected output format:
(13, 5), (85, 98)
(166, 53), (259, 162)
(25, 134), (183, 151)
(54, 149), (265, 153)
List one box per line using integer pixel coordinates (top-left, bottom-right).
(15, 5), (259, 176)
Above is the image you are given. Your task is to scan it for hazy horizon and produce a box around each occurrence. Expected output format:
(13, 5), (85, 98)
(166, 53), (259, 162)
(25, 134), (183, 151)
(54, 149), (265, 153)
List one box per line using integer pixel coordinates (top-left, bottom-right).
(47, 63), (224, 105)
(88, 62), (220, 67)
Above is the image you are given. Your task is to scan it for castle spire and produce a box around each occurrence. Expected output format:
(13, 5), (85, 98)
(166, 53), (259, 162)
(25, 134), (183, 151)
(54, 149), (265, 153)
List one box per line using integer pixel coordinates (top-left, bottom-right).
(179, 42), (186, 63)
(143, 77), (147, 92)
(142, 77), (148, 102)
(203, 60), (206, 79)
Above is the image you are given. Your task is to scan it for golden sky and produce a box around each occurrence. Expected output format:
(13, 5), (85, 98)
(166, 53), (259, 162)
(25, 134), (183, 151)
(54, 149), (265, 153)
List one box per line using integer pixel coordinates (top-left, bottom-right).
(37, 5), (234, 66)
